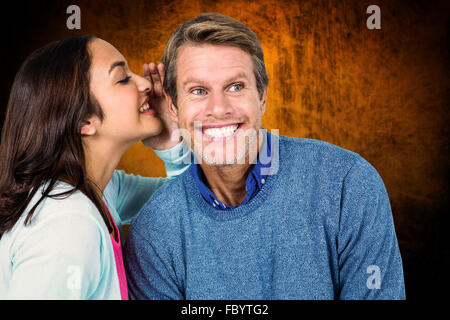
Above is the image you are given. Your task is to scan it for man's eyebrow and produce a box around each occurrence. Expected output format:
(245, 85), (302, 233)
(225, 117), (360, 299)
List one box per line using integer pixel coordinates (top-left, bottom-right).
(182, 72), (250, 88)
(108, 61), (126, 75)
(224, 72), (250, 84)
(182, 77), (204, 88)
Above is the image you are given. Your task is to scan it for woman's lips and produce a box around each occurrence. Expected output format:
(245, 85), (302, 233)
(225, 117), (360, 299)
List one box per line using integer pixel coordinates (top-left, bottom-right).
(141, 108), (155, 115)
(139, 96), (154, 114)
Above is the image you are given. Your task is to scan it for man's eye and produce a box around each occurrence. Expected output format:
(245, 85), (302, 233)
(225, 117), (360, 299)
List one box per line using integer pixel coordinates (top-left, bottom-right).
(117, 76), (131, 84)
(192, 88), (207, 95)
(229, 83), (244, 92)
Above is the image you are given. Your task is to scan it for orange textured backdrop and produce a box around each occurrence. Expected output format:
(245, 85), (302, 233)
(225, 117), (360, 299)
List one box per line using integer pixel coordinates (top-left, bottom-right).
(1, 0), (449, 299)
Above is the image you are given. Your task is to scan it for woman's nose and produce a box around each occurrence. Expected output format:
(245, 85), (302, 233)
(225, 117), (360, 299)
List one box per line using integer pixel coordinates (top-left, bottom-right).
(135, 74), (151, 94)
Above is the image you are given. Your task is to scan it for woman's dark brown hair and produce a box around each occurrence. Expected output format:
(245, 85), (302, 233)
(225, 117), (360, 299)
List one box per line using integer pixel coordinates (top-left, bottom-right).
(0, 35), (114, 237)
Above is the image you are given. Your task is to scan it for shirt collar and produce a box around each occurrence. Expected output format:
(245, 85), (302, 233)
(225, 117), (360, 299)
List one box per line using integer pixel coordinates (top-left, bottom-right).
(190, 129), (272, 210)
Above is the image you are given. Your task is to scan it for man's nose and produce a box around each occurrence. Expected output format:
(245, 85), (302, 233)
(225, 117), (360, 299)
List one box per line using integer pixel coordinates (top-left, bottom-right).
(205, 91), (233, 118)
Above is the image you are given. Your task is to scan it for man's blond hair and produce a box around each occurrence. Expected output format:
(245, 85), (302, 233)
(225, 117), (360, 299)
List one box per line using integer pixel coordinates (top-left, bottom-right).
(162, 13), (269, 106)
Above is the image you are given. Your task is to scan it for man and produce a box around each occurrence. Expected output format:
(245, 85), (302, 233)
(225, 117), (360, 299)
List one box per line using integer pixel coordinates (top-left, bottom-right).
(124, 13), (405, 299)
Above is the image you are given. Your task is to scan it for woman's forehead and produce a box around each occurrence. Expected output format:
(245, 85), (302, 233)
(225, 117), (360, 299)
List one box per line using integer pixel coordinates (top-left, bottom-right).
(89, 38), (126, 70)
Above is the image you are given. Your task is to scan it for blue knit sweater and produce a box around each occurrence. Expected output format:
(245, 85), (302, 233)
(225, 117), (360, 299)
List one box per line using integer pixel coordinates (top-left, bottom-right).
(124, 135), (405, 300)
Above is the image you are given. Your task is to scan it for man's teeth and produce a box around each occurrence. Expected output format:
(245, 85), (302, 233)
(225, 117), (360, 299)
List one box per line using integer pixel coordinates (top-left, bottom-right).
(139, 103), (150, 113)
(203, 124), (239, 138)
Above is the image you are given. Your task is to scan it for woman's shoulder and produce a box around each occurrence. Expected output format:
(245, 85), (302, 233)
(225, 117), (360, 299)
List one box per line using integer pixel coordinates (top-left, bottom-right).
(3, 182), (108, 244)
(32, 182), (106, 227)
(1, 183), (111, 272)
(0, 183), (115, 299)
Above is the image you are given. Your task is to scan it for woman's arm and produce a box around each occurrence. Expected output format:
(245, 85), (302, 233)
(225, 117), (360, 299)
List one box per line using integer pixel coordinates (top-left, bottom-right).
(106, 138), (191, 226)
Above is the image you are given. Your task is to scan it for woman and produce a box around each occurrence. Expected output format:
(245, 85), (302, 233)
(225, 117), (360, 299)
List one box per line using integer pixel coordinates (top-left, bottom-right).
(0, 35), (190, 299)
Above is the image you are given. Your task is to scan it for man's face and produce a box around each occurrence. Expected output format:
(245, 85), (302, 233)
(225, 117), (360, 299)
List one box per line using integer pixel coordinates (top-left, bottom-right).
(168, 44), (267, 165)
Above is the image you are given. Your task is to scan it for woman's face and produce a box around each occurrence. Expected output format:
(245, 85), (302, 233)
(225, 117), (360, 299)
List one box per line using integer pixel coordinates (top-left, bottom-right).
(87, 38), (162, 145)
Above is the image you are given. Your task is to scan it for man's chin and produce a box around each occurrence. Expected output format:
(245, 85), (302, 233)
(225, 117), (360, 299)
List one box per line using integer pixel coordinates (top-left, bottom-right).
(201, 156), (241, 166)
(194, 147), (253, 166)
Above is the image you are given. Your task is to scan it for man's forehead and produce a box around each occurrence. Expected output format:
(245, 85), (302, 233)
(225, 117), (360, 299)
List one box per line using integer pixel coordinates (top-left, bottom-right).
(177, 43), (251, 60)
(177, 44), (253, 84)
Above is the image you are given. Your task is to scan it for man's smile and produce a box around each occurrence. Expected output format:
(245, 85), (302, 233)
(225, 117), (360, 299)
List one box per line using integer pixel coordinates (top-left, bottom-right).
(197, 122), (243, 141)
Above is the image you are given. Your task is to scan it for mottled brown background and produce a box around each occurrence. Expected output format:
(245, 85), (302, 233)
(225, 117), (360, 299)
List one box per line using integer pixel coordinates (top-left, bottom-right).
(1, 0), (448, 299)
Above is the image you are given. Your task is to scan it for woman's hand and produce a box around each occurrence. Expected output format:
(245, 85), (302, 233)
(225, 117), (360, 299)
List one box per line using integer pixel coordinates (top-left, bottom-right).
(141, 62), (181, 150)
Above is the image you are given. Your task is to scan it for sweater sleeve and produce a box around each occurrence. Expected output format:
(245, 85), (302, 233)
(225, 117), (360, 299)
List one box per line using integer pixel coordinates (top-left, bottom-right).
(337, 157), (405, 300)
(111, 139), (191, 225)
(7, 211), (104, 299)
(124, 222), (184, 300)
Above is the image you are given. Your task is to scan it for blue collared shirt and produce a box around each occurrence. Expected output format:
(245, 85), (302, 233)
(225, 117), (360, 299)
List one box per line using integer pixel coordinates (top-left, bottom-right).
(190, 129), (272, 210)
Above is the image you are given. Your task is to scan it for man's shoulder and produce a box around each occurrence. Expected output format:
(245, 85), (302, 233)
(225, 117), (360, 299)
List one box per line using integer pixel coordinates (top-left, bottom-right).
(278, 135), (385, 187)
(278, 135), (362, 177)
(279, 135), (358, 158)
(130, 170), (190, 234)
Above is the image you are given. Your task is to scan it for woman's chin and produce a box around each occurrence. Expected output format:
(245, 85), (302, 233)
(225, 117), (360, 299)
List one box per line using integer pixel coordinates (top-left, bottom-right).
(142, 117), (164, 132)
(140, 124), (164, 141)
(141, 129), (161, 141)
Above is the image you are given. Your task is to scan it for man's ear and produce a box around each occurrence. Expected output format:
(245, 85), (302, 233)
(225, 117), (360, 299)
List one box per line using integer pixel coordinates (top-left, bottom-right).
(166, 93), (179, 123)
(260, 86), (268, 114)
(80, 116), (99, 136)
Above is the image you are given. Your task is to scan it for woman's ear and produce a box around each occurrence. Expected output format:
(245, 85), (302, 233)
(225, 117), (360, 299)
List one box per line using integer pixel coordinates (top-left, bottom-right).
(80, 117), (99, 136)
(166, 93), (179, 123)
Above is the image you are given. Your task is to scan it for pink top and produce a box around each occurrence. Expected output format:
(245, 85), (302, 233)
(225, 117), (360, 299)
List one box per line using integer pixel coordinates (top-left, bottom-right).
(104, 202), (128, 300)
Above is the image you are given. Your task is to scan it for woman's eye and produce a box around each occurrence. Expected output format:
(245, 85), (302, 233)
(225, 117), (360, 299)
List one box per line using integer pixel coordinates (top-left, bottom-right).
(117, 76), (131, 84)
(192, 88), (207, 95)
(229, 83), (244, 92)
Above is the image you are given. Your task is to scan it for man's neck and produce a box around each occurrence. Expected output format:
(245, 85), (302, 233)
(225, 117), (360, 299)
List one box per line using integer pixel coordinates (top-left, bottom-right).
(198, 130), (265, 207)
(200, 163), (253, 207)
